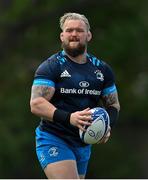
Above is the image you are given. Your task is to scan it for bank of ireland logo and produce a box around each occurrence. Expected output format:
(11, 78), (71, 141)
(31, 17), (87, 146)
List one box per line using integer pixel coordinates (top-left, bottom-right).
(48, 147), (59, 157)
(79, 81), (89, 88)
(95, 70), (104, 81)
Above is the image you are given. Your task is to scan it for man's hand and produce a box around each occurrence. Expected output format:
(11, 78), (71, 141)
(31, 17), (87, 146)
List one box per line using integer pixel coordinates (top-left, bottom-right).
(70, 108), (92, 131)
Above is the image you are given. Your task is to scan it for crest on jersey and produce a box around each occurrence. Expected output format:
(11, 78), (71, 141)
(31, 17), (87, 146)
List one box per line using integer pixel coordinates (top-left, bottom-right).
(48, 147), (59, 157)
(94, 70), (104, 81)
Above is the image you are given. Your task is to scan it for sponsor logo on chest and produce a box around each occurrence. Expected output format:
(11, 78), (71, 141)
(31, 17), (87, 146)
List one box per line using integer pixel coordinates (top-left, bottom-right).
(79, 81), (89, 88)
(59, 70), (102, 96)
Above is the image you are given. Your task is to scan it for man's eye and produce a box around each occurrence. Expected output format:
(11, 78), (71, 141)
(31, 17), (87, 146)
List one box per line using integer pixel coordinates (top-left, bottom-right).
(77, 29), (84, 32)
(66, 29), (72, 32)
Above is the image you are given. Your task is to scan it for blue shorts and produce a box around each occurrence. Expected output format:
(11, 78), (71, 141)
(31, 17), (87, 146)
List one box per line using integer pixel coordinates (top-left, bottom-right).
(35, 127), (91, 175)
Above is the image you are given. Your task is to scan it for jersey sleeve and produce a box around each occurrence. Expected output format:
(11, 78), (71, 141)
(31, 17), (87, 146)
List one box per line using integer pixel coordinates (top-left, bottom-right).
(32, 57), (60, 88)
(101, 63), (117, 96)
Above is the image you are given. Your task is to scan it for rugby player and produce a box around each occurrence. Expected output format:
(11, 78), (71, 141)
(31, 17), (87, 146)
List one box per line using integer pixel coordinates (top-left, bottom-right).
(30, 12), (120, 179)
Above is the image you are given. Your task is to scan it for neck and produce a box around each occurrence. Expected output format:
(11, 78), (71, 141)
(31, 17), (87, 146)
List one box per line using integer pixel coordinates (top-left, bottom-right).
(64, 50), (88, 64)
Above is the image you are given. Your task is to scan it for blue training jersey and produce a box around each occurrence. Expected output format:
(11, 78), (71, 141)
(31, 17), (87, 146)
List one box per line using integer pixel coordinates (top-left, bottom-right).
(33, 51), (117, 146)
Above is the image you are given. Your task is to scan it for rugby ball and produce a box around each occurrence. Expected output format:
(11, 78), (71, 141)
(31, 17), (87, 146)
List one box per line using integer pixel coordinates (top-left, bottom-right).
(79, 107), (110, 144)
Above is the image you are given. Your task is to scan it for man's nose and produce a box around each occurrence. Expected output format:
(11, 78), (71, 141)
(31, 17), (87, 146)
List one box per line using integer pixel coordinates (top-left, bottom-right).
(71, 30), (77, 36)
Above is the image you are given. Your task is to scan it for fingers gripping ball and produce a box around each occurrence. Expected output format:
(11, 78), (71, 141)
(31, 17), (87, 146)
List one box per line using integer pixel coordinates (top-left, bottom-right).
(79, 107), (110, 144)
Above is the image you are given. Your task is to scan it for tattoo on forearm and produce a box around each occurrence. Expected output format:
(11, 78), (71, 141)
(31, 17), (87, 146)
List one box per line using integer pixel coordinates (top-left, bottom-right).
(31, 86), (54, 100)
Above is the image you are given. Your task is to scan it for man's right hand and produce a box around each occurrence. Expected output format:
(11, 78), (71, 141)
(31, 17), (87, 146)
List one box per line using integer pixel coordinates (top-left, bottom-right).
(70, 108), (92, 131)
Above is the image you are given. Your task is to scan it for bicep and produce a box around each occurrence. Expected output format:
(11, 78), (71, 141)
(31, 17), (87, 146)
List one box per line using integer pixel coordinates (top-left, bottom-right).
(30, 85), (55, 101)
(101, 92), (120, 110)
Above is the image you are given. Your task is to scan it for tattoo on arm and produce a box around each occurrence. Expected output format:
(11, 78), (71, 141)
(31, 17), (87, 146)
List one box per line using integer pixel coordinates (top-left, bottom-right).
(102, 93), (119, 108)
(31, 86), (55, 101)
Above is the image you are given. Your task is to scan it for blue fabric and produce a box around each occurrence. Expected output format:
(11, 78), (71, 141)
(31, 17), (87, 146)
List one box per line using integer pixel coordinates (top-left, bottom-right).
(102, 84), (117, 95)
(33, 79), (55, 87)
(35, 127), (91, 175)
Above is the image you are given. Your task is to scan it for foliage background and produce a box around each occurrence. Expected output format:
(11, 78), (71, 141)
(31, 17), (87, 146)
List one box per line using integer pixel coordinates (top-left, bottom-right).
(0, 0), (148, 178)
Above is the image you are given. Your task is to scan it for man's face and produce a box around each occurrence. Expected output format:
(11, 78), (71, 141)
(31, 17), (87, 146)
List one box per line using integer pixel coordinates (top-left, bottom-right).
(60, 19), (92, 57)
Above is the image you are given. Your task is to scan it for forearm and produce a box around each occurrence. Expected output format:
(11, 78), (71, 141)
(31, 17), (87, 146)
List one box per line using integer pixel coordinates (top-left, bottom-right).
(30, 97), (56, 121)
(109, 102), (120, 112)
(102, 92), (120, 128)
(106, 106), (119, 128)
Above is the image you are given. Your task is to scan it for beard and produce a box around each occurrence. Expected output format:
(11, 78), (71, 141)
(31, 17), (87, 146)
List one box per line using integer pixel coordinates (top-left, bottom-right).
(61, 41), (87, 57)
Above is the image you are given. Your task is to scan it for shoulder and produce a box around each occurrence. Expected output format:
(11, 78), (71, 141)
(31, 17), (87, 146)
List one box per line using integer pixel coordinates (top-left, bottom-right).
(48, 51), (69, 66)
(87, 53), (112, 70)
(43, 52), (60, 66)
(37, 51), (67, 70)
(87, 53), (115, 79)
(34, 52), (61, 77)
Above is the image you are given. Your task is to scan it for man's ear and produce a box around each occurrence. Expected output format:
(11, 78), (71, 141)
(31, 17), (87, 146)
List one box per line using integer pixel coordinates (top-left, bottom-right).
(60, 32), (64, 42)
(87, 31), (92, 42)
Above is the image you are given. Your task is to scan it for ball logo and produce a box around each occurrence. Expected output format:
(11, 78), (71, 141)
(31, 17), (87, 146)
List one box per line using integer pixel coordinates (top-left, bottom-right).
(88, 130), (95, 137)
(79, 81), (89, 88)
(88, 129), (103, 140)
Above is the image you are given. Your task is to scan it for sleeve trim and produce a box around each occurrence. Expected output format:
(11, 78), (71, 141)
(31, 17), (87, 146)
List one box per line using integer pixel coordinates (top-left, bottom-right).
(33, 79), (55, 87)
(102, 84), (117, 95)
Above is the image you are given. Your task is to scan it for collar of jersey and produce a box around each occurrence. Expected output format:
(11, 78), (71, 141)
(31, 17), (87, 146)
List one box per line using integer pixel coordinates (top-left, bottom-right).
(61, 50), (90, 65)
